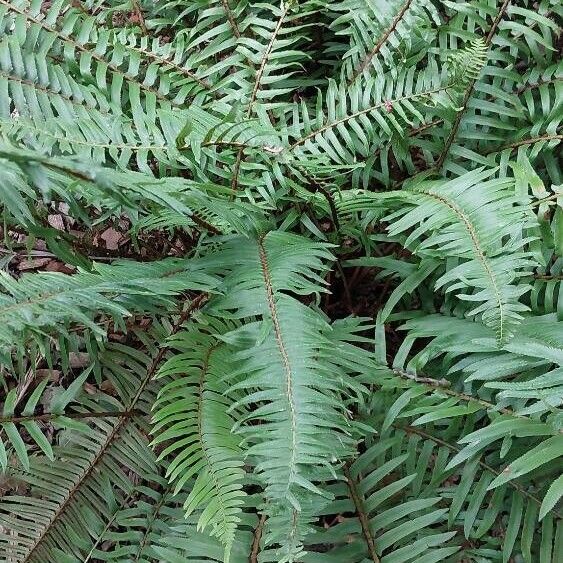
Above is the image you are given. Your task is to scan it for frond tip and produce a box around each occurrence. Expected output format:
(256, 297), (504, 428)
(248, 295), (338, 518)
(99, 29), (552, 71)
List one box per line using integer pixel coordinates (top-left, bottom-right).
(386, 168), (538, 343)
(447, 37), (488, 89)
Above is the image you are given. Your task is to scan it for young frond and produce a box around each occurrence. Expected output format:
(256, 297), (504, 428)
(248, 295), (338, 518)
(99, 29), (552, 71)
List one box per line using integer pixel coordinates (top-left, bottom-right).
(152, 319), (246, 561)
(446, 37), (488, 90)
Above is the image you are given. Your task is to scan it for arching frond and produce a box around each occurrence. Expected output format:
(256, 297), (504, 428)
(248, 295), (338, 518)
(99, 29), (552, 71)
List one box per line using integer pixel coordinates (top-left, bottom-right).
(200, 231), (374, 556)
(0, 0), (560, 561)
(0, 258), (217, 362)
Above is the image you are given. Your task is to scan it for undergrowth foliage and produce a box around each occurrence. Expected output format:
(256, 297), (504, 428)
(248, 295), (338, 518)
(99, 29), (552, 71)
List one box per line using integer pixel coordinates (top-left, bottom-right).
(0, 0), (561, 562)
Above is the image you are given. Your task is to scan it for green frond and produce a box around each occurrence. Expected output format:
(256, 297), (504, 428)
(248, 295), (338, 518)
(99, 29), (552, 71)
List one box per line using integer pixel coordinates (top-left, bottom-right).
(0, 258), (216, 362)
(0, 0), (216, 172)
(207, 234), (347, 484)
(152, 319), (246, 560)
(286, 70), (455, 169)
(0, 141), (263, 238)
(302, 435), (460, 562)
(446, 37), (488, 90)
(199, 231), (375, 556)
(1, 0), (561, 561)
(390, 168), (538, 342)
(0, 421), (155, 562)
(0, 317), (180, 562)
(330, 0), (440, 83)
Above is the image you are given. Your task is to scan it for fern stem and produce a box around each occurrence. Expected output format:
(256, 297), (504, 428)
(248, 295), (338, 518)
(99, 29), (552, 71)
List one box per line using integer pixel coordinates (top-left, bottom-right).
(246, 6), (289, 117)
(393, 369), (523, 419)
(121, 42), (214, 92)
(0, 69), (108, 115)
(190, 213), (222, 235)
(534, 273), (563, 280)
(133, 489), (172, 562)
(393, 369), (451, 388)
(516, 76), (562, 95)
(318, 184), (341, 233)
(484, 133), (562, 155)
(532, 192), (562, 206)
(296, 167), (341, 233)
(222, 0), (241, 38)
(344, 464), (381, 563)
(249, 513), (266, 563)
(83, 489), (137, 562)
(1, 120), (168, 152)
(406, 119), (444, 138)
(258, 237), (298, 495)
(230, 152), (245, 192)
(202, 140), (250, 150)
(485, 0), (513, 44)
(231, 5), (288, 191)
(348, 0), (414, 86)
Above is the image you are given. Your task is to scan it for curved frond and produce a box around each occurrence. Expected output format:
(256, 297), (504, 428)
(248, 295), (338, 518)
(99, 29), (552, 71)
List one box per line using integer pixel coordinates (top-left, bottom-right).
(0, 1), (560, 561)
(152, 319), (246, 560)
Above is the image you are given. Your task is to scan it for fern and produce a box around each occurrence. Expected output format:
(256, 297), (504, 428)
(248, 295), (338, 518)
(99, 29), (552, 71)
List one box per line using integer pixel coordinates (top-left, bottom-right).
(199, 232), (371, 557)
(0, 0), (561, 562)
(152, 319), (246, 561)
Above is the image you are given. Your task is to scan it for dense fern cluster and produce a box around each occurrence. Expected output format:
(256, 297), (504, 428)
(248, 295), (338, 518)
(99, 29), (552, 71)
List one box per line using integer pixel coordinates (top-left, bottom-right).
(0, 0), (561, 561)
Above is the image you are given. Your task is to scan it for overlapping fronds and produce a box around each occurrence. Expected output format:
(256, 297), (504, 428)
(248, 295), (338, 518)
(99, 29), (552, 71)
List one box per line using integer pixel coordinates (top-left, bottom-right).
(0, 258), (217, 362)
(330, 0), (440, 83)
(0, 319), (172, 562)
(0, 0), (561, 562)
(199, 232), (370, 554)
(386, 168), (539, 342)
(339, 168), (541, 342)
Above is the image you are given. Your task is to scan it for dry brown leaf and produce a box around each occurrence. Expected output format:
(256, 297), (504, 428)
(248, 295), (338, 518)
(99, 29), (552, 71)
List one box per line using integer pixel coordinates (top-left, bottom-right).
(69, 352), (90, 369)
(100, 380), (116, 395)
(83, 382), (97, 395)
(35, 369), (61, 383)
(45, 261), (76, 274)
(47, 214), (66, 231)
(18, 257), (52, 271)
(100, 227), (122, 250)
